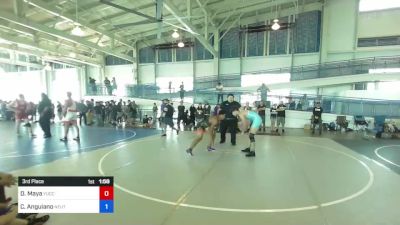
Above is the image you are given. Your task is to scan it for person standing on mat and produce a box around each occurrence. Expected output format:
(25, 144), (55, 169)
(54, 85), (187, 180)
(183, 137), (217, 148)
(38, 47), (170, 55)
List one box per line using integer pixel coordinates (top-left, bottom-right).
(312, 101), (323, 135)
(177, 101), (185, 129)
(232, 108), (262, 157)
(220, 94), (241, 146)
(216, 82), (224, 104)
(276, 101), (286, 134)
(270, 103), (278, 133)
(186, 110), (226, 156)
(257, 101), (266, 132)
(38, 93), (53, 138)
(161, 99), (179, 137)
(60, 92), (80, 142)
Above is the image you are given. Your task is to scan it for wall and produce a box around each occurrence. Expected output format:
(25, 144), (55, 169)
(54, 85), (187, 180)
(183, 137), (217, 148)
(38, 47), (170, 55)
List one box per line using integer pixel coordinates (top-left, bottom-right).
(138, 64), (155, 84)
(320, 0), (359, 62)
(104, 64), (135, 95)
(86, 65), (102, 84)
(194, 60), (214, 78)
(358, 8), (400, 38)
(157, 62), (192, 78)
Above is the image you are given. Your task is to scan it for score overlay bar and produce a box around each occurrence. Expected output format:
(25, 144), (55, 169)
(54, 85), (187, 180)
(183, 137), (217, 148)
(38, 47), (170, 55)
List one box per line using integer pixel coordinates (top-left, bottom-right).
(18, 177), (114, 213)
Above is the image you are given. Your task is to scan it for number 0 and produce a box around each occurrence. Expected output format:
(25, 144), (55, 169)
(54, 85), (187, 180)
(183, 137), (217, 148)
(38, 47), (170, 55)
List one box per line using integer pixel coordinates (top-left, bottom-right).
(104, 191), (109, 197)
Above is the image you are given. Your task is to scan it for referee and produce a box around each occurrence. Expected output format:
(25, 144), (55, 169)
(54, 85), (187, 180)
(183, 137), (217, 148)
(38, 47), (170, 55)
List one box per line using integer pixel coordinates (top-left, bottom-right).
(220, 94), (241, 146)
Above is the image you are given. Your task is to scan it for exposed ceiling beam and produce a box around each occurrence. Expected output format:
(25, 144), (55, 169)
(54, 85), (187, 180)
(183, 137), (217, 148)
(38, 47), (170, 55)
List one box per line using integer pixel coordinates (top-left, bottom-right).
(24, 0), (132, 47)
(124, 0), (299, 40)
(100, 0), (157, 21)
(163, 0), (218, 57)
(89, 2), (156, 27)
(133, 1), (322, 49)
(0, 10), (135, 62)
(0, 31), (102, 66)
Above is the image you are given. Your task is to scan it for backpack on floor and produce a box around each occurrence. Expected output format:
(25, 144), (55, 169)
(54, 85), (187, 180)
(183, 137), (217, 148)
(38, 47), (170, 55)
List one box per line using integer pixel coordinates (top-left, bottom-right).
(328, 122), (336, 131)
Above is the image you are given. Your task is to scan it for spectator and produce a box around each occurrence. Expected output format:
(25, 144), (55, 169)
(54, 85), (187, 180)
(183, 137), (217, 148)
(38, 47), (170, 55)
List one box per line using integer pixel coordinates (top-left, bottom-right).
(216, 82), (224, 104)
(257, 83), (270, 103)
(168, 81), (172, 94)
(276, 101), (286, 133)
(152, 103), (158, 122)
(296, 101), (303, 111)
(177, 101), (185, 129)
(89, 77), (97, 95)
(77, 100), (88, 126)
(213, 104), (220, 116)
(312, 102), (323, 135)
(0, 100), (6, 120)
(104, 77), (112, 95)
(289, 100), (296, 110)
(94, 102), (104, 127)
(204, 103), (211, 121)
(243, 102), (252, 111)
(257, 101), (266, 132)
(189, 104), (196, 127)
(112, 77), (117, 94)
(179, 82), (185, 100)
(270, 103), (278, 133)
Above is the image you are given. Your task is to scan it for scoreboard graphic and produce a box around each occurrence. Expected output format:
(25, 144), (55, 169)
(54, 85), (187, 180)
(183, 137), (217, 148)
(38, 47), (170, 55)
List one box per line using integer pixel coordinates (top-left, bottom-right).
(18, 176), (114, 214)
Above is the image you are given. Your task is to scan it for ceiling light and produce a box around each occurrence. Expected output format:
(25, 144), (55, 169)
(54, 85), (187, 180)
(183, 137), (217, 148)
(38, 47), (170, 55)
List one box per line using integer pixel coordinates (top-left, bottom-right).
(69, 52), (77, 58)
(271, 19), (280, 31)
(172, 30), (180, 39)
(177, 41), (185, 48)
(71, 25), (85, 36)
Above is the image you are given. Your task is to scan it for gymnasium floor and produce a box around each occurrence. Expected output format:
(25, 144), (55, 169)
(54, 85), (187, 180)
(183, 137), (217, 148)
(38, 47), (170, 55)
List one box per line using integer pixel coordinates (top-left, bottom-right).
(1, 121), (400, 225)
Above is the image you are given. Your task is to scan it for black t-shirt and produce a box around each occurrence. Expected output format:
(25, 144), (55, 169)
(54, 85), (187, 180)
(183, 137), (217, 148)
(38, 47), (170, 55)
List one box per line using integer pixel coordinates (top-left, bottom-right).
(270, 107), (278, 118)
(257, 105), (266, 116)
(204, 105), (211, 115)
(189, 106), (196, 116)
(164, 105), (174, 118)
(313, 107), (323, 117)
(94, 105), (103, 115)
(221, 100), (241, 120)
(277, 104), (286, 117)
(178, 105), (185, 115)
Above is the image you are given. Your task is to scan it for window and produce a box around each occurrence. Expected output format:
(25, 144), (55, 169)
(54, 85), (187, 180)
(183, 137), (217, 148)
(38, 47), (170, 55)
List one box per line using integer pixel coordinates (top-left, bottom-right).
(176, 47), (191, 61)
(139, 47), (155, 63)
(194, 36), (214, 60)
(105, 55), (131, 65)
(247, 23), (265, 57)
(268, 17), (289, 55)
(292, 11), (321, 53)
(18, 54), (27, 62)
(358, 36), (400, 47)
(220, 28), (241, 58)
(158, 48), (172, 63)
(0, 51), (10, 59)
(359, 0), (400, 12)
(0, 70), (44, 102)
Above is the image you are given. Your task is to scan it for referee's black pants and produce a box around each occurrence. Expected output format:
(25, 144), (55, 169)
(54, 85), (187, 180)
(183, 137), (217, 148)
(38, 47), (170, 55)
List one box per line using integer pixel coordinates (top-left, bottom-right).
(220, 119), (237, 145)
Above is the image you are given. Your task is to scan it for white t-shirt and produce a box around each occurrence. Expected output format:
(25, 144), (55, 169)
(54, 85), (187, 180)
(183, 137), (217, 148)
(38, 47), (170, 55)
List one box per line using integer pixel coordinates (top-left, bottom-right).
(216, 85), (223, 93)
